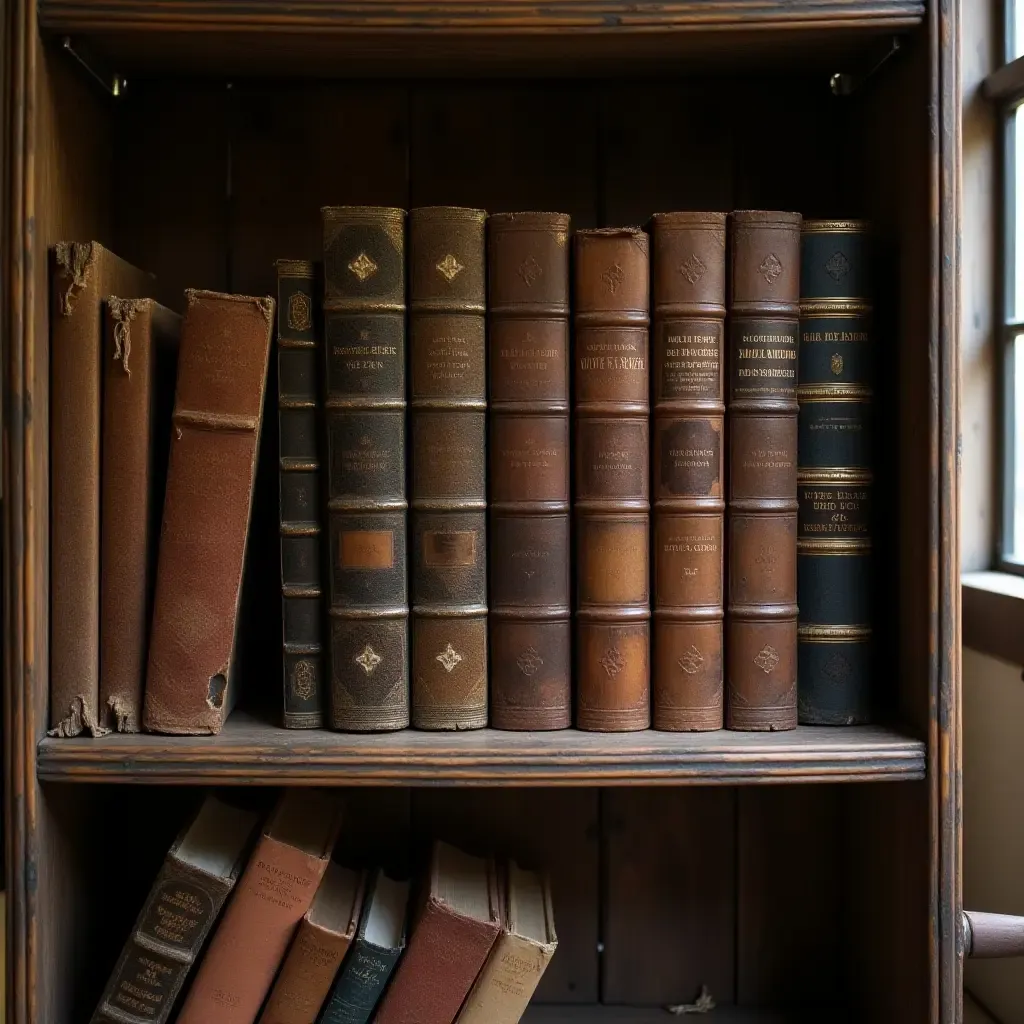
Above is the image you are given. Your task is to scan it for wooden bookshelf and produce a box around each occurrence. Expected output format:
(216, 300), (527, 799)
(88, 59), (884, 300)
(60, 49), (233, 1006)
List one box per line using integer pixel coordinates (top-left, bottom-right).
(36, 713), (926, 785)
(4, 0), (962, 1021)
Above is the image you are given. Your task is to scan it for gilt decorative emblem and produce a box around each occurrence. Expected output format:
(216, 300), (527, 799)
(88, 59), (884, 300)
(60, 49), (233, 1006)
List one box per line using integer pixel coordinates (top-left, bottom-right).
(677, 646), (704, 676)
(517, 647), (544, 677)
(831, 352), (844, 375)
(436, 643), (463, 673)
(355, 645), (382, 675)
(600, 647), (625, 678)
(825, 250), (851, 282)
(603, 263), (625, 294)
(518, 255), (543, 287)
(680, 253), (707, 285)
(291, 659), (317, 700)
(287, 291), (312, 332)
(348, 251), (378, 282)
(436, 253), (464, 282)
(758, 252), (783, 285)
(754, 645), (781, 674)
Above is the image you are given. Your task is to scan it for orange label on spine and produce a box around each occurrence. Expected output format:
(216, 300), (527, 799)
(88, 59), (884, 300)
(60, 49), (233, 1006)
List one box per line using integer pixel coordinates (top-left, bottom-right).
(340, 531), (394, 569)
(423, 531), (477, 566)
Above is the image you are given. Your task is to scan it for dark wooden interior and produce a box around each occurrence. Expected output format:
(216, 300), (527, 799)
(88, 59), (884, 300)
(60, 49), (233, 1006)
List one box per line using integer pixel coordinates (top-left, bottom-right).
(4, 2), (960, 1022)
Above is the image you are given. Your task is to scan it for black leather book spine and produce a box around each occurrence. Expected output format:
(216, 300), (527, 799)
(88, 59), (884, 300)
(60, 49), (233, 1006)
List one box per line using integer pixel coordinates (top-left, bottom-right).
(322, 207), (409, 732)
(317, 935), (404, 1024)
(276, 260), (325, 729)
(797, 220), (874, 725)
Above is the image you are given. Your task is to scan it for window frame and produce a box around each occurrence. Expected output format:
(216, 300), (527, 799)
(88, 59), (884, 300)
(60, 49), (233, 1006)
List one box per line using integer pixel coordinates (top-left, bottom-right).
(988, 0), (1024, 573)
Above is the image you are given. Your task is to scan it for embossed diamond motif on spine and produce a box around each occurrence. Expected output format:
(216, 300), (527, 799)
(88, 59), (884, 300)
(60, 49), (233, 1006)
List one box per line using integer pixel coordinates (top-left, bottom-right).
(753, 644), (780, 674)
(758, 252), (783, 285)
(831, 352), (844, 375)
(436, 253), (464, 282)
(518, 254), (543, 286)
(677, 645), (705, 676)
(287, 291), (312, 331)
(348, 251), (379, 282)
(436, 643), (463, 673)
(824, 651), (851, 682)
(679, 253), (707, 285)
(602, 263), (625, 293)
(517, 647), (544, 677)
(355, 645), (383, 675)
(825, 250), (851, 281)
(600, 646), (625, 678)
(291, 660), (316, 699)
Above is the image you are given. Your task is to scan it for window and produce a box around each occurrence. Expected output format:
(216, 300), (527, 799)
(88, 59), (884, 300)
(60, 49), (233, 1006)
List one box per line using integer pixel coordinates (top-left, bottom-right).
(989, 1), (1024, 569)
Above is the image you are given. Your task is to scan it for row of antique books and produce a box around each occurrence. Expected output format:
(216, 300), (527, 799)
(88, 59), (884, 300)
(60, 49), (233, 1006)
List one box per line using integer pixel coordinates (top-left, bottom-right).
(46, 208), (871, 740)
(93, 789), (557, 1024)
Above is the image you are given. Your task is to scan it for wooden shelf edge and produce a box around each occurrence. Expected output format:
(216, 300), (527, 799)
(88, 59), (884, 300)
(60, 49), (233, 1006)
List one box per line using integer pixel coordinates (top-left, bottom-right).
(39, 0), (925, 34)
(36, 715), (926, 785)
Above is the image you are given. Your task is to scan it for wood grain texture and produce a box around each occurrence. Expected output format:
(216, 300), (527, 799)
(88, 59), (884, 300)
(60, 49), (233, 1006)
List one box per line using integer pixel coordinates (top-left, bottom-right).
(602, 789), (736, 1006)
(35, 711), (925, 784)
(413, 789), (598, 1002)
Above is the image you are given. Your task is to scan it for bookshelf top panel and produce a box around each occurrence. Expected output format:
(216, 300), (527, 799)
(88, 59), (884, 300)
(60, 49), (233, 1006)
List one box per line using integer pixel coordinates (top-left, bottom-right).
(39, 0), (924, 76)
(36, 711), (926, 785)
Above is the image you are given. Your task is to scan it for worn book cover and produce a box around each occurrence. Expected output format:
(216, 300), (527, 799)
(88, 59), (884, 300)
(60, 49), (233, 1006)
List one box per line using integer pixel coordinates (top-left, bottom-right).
(49, 242), (153, 738)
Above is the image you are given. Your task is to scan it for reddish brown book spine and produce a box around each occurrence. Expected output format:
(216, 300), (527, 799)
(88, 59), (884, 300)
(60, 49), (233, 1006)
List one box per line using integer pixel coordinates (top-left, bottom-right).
(100, 299), (180, 733)
(143, 290), (274, 735)
(49, 242), (152, 738)
(409, 208), (489, 730)
(726, 211), (801, 731)
(651, 213), (727, 731)
(175, 794), (342, 1024)
(488, 212), (572, 730)
(574, 228), (651, 732)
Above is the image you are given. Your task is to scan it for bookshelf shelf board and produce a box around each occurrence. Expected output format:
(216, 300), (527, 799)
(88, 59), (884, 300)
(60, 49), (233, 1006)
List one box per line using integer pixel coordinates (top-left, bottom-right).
(524, 1008), (840, 1024)
(36, 711), (925, 785)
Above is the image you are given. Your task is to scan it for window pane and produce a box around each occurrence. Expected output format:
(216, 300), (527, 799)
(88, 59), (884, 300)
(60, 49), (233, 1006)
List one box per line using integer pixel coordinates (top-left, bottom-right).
(1013, 105), (1024, 320)
(1015, 0), (1024, 60)
(1013, 334), (1024, 557)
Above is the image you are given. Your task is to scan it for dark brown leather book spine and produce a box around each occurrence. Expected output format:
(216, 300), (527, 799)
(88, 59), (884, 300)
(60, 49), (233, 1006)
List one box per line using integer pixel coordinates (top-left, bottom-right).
(276, 260), (325, 730)
(49, 242), (152, 738)
(487, 212), (572, 731)
(651, 213), (727, 731)
(99, 299), (180, 733)
(143, 290), (274, 735)
(409, 208), (488, 730)
(321, 206), (409, 732)
(726, 210), (802, 731)
(574, 228), (651, 732)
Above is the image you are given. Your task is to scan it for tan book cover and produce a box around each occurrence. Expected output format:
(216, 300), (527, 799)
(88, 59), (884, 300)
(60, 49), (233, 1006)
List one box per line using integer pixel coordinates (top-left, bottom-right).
(259, 862), (367, 1024)
(455, 863), (557, 1024)
(175, 790), (343, 1024)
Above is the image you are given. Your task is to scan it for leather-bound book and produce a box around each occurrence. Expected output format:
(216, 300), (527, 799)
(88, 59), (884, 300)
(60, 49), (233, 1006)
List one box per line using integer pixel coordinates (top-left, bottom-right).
(49, 242), (152, 738)
(409, 207), (488, 730)
(651, 213), (727, 731)
(316, 871), (410, 1024)
(455, 863), (558, 1024)
(373, 842), (501, 1024)
(89, 794), (262, 1024)
(321, 206), (409, 732)
(176, 789), (344, 1024)
(276, 260), (326, 730)
(726, 211), (802, 732)
(487, 212), (572, 730)
(798, 220), (874, 724)
(259, 862), (366, 1024)
(143, 290), (273, 735)
(573, 227), (651, 732)
(99, 298), (180, 733)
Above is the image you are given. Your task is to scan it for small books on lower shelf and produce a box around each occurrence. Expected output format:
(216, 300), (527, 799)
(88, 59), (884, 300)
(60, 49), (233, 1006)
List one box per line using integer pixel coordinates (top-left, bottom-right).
(89, 793), (261, 1024)
(93, 797), (557, 1024)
